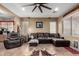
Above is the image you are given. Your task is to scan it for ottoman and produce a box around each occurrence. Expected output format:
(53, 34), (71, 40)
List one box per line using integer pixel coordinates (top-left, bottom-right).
(28, 39), (39, 46)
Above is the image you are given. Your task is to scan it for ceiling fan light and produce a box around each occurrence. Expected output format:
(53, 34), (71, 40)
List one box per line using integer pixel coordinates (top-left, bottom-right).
(36, 4), (40, 7)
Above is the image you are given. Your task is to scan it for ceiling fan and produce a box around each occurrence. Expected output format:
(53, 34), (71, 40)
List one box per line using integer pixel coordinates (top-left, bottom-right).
(22, 3), (52, 13)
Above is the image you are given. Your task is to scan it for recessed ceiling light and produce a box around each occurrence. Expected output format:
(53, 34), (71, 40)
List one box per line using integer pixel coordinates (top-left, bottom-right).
(52, 7), (59, 13)
(54, 7), (59, 11)
(22, 7), (25, 11)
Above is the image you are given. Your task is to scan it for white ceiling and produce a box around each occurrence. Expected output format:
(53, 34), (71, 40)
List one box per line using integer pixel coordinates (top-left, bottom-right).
(0, 13), (12, 18)
(1, 3), (78, 17)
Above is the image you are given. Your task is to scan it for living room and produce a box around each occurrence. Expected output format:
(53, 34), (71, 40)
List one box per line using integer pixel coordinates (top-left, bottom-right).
(0, 3), (79, 56)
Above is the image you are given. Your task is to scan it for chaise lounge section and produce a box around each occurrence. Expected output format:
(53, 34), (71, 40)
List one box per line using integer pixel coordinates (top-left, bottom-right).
(52, 38), (70, 47)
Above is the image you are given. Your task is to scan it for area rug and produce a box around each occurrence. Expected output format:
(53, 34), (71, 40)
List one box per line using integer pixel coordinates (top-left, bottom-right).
(41, 50), (54, 56)
(64, 47), (79, 54)
(30, 50), (39, 56)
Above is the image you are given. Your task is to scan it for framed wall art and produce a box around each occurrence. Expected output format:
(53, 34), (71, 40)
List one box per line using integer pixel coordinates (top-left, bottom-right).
(36, 22), (43, 28)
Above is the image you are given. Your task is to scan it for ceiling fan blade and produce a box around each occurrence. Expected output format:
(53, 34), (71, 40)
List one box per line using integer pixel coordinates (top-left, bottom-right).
(38, 6), (43, 13)
(40, 3), (47, 4)
(41, 4), (51, 10)
(32, 6), (37, 12)
(22, 4), (35, 7)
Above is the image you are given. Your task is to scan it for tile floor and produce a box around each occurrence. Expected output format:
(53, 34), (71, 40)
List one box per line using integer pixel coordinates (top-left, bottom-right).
(0, 42), (79, 56)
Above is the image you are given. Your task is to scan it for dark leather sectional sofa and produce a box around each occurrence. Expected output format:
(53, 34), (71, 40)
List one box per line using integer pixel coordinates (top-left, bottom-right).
(29, 33), (70, 47)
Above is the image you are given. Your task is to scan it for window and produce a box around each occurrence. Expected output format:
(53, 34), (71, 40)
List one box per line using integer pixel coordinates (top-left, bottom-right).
(63, 16), (79, 37)
(0, 21), (14, 32)
(72, 16), (79, 36)
(50, 22), (56, 33)
(63, 17), (71, 35)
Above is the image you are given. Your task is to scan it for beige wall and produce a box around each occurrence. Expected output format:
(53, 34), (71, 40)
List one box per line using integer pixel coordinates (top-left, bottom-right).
(20, 18), (57, 34)
(14, 17), (21, 32)
(57, 16), (63, 35)
(29, 18), (50, 33)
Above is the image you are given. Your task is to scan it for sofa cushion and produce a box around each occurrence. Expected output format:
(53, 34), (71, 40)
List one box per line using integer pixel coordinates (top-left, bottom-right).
(52, 33), (60, 38)
(37, 33), (44, 38)
(30, 33), (64, 39)
(28, 39), (39, 43)
(56, 33), (60, 38)
(52, 38), (64, 41)
(49, 33), (54, 37)
(44, 33), (49, 37)
(34, 34), (38, 38)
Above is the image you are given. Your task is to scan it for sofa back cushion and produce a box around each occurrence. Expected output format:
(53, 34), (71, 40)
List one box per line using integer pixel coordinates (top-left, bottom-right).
(54, 33), (60, 38)
(49, 33), (54, 37)
(56, 33), (60, 38)
(37, 33), (44, 38)
(44, 33), (49, 37)
(30, 33), (62, 38)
